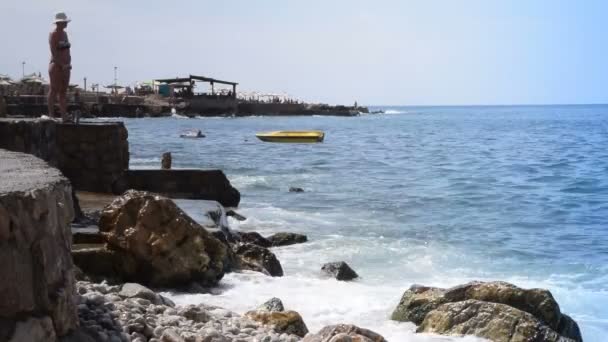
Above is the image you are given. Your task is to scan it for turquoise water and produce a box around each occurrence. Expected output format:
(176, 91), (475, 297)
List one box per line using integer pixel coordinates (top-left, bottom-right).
(116, 105), (608, 341)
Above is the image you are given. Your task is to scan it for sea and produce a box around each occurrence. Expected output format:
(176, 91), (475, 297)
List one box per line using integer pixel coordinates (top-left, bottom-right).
(109, 105), (608, 341)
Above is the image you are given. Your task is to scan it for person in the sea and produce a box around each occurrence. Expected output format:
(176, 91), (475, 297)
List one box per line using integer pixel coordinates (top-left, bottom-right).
(48, 12), (72, 122)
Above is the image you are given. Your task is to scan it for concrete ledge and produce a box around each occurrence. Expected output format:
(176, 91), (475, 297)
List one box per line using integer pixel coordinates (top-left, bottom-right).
(125, 169), (241, 207)
(0, 149), (78, 340)
(0, 118), (129, 193)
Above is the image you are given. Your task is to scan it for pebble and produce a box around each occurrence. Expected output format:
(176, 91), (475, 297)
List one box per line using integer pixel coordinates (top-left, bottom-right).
(72, 280), (303, 342)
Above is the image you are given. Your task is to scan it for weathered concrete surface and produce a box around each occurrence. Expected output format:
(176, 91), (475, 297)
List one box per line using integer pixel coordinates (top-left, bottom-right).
(0, 119), (242, 206)
(125, 169), (241, 207)
(0, 149), (78, 341)
(0, 118), (129, 193)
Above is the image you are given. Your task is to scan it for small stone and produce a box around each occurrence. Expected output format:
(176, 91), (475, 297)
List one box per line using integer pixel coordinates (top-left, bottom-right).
(120, 283), (162, 304)
(84, 292), (107, 306)
(161, 328), (184, 342)
(177, 305), (211, 323)
(160, 295), (176, 307)
(258, 298), (285, 312)
(266, 233), (308, 247)
(321, 262), (359, 281)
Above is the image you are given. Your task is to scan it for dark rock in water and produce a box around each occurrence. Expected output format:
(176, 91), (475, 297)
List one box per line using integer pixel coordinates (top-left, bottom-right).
(245, 310), (308, 337)
(258, 297), (285, 312)
(289, 187), (304, 193)
(98, 190), (229, 287)
(302, 324), (387, 342)
(267, 232), (308, 247)
(161, 152), (172, 169)
(391, 281), (582, 342)
(321, 262), (359, 281)
(226, 209), (247, 221)
(233, 243), (284, 277)
(235, 231), (272, 247)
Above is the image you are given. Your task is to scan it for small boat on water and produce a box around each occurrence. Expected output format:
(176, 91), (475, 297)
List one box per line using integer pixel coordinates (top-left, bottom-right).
(180, 129), (205, 138)
(256, 130), (325, 143)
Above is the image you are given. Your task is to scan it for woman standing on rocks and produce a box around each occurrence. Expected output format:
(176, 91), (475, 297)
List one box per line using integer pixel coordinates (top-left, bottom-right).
(48, 12), (72, 122)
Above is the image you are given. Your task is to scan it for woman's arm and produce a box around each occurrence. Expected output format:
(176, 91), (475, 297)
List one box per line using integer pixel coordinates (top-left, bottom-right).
(49, 31), (60, 64)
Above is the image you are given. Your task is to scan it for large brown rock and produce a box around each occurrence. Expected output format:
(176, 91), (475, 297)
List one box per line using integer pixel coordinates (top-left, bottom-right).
(418, 300), (575, 342)
(245, 310), (308, 337)
(0, 150), (78, 340)
(391, 281), (582, 342)
(302, 324), (387, 342)
(98, 190), (228, 287)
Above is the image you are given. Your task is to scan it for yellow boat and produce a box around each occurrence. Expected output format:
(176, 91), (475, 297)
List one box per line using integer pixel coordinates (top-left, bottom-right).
(255, 130), (325, 143)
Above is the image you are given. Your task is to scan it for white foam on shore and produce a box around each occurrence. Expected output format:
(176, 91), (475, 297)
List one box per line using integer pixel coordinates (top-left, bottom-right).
(167, 272), (486, 342)
(172, 113), (189, 119)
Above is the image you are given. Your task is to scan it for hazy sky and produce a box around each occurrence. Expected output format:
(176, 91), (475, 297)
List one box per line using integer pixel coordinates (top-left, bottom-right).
(1, 0), (607, 105)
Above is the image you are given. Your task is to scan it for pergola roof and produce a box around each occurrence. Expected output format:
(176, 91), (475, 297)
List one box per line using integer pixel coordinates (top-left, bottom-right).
(154, 74), (238, 86)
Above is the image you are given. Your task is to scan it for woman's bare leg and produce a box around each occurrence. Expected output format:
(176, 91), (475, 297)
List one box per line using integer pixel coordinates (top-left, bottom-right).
(58, 92), (68, 121)
(59, 69), (70, 121)
(47, 90), (56, 117)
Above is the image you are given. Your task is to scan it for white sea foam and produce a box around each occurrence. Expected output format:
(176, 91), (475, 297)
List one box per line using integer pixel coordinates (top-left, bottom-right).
(177, 200), (607, 341)
(384, 109), (407, 114)
(166, 272), (487, 341)
(171, 113), (189, 119)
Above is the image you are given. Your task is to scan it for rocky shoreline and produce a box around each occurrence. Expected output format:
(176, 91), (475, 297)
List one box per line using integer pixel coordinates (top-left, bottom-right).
(0, 148), (584, 341)
(68, 190), (583, 342)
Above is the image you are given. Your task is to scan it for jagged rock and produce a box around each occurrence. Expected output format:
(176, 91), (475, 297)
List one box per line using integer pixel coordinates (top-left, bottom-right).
(245, 310), (308, 337)
(98, 190), (228, 287)
(233, 243), (284, 277)
(392, 281), (582, 342)
(226, 209), (247, 221)
(267, 232), (308, 247)
(289, 187), (304, 193)
(258, 298), (285, 312)
(236, 231), (271, 247)
(302, 324), (386, 342)
(390, 284), (447, 325)
(321, 262), (359, 281)
(418, 300), (576, 342)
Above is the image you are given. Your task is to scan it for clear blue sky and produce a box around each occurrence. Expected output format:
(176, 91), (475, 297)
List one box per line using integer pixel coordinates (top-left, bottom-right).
(1, 0), (606, 105)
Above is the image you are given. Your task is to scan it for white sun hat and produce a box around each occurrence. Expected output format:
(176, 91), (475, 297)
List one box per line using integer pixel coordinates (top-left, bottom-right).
(54, 12), (71, 23)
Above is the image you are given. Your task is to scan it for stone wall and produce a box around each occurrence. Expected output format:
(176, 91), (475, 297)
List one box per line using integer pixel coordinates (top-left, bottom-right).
(0, 149), (78, 341)
(0, 119), (129, 193)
